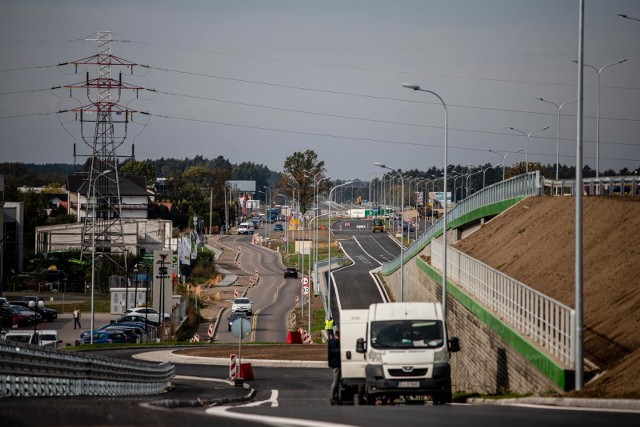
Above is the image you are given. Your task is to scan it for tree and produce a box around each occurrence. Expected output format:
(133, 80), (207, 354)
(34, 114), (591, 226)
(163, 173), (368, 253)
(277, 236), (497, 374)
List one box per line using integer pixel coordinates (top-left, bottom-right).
(281, 150), (326, 213)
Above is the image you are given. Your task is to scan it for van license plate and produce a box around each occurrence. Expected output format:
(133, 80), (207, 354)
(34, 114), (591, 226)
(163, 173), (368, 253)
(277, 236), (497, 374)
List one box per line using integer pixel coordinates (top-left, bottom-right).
(398, 381), (420, 388)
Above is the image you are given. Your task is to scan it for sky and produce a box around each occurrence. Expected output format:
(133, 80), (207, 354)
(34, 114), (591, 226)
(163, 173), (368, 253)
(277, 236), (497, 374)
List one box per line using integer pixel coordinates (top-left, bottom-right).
(1, 0), (639, 181)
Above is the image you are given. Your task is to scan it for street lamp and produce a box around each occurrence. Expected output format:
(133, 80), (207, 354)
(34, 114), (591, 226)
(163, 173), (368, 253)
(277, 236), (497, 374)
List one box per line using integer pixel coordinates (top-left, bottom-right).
(488, 149), (524, 180)
(571, 58), (627, 178)
(481, 166), (493, 188)
(133, 264), (139, 310)
(508, 126), (549, 174)
(375, 162), (406, 301)
(538, 98), (577, 180)
(28, 299), (44, 342)
(327, 180), (352, 318)
(277, 193), (289, 253)
(618, 13), (640, 22)
(401, 83), (449, 315)
(90, 169), (112, 344)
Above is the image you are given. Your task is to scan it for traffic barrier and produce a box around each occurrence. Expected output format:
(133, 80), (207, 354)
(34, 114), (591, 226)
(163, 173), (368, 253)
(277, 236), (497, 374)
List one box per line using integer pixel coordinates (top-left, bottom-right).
(229, 354), (237, 379)
(239, 363), (254, 380)
(234, 289), (239, 298)
(295, 296), (299, 308)
(207, 324), (214, 339)
(190, 333), (200, 343)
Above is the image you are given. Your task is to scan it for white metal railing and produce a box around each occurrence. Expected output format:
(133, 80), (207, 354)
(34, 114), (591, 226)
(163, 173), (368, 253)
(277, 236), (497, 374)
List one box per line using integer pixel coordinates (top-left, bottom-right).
(431, 238), (575, 367)
(544, 176), (640, 197)
(381, 171), (542, 274)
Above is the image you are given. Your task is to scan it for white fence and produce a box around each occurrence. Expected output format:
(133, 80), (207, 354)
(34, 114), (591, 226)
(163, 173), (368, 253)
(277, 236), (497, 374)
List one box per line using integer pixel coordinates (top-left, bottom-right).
(431, 238), (575, 367)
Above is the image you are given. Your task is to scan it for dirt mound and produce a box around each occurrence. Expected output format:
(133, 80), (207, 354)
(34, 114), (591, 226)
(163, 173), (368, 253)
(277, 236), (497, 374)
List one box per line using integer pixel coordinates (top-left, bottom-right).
(453, 196), (640, 398)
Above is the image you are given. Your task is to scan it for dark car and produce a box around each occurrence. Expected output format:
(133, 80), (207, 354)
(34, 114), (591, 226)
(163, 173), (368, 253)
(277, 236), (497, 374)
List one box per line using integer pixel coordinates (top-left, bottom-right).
(402, 222), (416, 233)
(10, 301), (58, 322)
(1, 305), (36, 327)
(116, 314), (161, 327)
(228, 311), (248, 331)
(81, 330), (128, 345)
(274, 223), (284, 231)
(284, 267), (298, 279)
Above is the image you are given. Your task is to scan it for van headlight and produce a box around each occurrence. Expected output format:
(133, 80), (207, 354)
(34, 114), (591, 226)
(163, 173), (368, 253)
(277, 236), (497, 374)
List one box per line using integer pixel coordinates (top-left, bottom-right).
(433, 347), (449, 364)
(368, 350), (383, 363)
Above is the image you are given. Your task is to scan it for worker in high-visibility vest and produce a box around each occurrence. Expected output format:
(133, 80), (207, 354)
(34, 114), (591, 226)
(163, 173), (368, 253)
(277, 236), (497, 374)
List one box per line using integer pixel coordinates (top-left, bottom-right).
(325, 316), (334, 339)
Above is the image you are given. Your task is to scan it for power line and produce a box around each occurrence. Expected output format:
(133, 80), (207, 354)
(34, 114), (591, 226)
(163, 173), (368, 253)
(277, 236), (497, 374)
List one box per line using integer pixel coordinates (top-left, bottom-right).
(142, 65), (639, 123)
(148, 112), (639, 163)
(128, 39), (640, 92)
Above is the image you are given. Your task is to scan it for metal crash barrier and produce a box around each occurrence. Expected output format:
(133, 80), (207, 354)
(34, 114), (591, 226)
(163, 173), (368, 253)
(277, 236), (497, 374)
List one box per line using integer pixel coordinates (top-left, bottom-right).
(0, 343), (174, 398)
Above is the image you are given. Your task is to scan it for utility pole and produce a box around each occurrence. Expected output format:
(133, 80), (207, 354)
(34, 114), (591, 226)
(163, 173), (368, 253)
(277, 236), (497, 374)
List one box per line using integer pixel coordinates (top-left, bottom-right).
(67, 31), (142, 272)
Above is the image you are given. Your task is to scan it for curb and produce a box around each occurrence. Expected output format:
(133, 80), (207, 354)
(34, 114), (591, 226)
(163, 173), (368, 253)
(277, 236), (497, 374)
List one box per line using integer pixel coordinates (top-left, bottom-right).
(467, 396), (640, 411)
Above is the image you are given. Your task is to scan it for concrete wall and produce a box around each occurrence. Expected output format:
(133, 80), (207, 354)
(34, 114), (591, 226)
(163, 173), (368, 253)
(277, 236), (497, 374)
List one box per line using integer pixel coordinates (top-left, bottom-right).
(379, 243), (562, 395)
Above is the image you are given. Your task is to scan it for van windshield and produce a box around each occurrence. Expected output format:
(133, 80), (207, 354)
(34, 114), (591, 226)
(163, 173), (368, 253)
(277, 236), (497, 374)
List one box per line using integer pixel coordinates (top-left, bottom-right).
(370, 320), (444, 349)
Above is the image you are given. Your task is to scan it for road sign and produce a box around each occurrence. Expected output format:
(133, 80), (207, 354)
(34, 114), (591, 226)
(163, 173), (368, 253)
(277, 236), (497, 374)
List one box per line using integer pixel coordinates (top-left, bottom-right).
(302, 285), (310, 296)
(301, 276), (309, 285)
(231, 318), (252, 339)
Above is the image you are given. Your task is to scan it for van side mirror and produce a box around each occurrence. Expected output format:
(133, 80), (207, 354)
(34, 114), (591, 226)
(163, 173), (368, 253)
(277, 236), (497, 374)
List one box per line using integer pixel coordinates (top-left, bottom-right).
(356, 338), (366, 353)
(448, 336), (460, 353)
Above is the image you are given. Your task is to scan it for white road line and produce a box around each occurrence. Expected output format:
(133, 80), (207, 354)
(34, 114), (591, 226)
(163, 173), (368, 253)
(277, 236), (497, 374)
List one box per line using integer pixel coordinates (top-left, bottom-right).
(206, 390), (359, 427)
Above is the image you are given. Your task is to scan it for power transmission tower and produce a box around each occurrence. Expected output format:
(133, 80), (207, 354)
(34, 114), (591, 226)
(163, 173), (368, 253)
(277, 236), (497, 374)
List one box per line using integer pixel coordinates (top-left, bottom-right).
(65, 31), (142, 271)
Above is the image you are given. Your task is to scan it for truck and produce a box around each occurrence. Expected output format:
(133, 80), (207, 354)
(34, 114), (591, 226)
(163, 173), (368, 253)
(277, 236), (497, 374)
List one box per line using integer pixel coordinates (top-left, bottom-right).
(371, 218), (385, 233)
(339, 302), (460, 405)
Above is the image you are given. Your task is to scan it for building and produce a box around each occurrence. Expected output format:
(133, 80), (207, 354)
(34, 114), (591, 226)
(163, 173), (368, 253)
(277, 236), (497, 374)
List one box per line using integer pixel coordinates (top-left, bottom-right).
(66, 174), (152, 221)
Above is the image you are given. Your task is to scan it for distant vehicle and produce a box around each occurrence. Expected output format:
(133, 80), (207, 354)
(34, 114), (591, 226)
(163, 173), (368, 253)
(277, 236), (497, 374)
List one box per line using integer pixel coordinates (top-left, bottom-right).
(231, 297), (253, 315)
(4, 330), (37, 345)
(36, 330), (62, 349)
(250, 218), (260, 229)
(228, 311), (248, 331)
(1, 304), (37, 326)
(116, 314), (161, 327)
(372, 219), (385, 233)
(238, 222), (253, 235)
(80, 330), (128, 345)
(274, 223), (284, 231)
(284, 267), (298, 279)
(123, 307), (169, 323)
(402, 222), (416, 233)
(10, 301), (57, 322)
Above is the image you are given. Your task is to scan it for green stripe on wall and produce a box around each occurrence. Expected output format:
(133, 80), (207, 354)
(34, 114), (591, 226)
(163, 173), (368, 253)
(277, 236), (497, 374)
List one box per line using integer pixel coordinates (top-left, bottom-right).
(417, 257), (568, 390)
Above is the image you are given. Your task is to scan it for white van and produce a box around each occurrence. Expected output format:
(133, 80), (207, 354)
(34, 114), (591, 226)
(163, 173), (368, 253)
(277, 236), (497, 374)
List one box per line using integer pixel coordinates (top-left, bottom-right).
(4, 330), (37, 345)
(237, 222), (254, 235)
(344, 302), (460, 405)
(37, 330), (62, 349)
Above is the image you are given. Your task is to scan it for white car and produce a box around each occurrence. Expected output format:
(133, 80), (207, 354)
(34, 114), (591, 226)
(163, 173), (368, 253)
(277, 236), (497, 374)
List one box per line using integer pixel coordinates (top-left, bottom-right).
(231, 297), (253, 316)
(123, 307), (170, 323)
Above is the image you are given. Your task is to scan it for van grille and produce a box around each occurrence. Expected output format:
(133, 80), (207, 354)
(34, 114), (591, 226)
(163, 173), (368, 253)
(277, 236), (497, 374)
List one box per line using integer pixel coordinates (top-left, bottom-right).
(388, 368), (428, 377)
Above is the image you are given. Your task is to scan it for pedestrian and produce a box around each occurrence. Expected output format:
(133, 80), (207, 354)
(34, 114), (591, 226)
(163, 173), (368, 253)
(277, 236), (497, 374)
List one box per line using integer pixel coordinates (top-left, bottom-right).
(325, 315), (334, 339)
(328, 330), (341, 405)
(73, 307), (81, 329)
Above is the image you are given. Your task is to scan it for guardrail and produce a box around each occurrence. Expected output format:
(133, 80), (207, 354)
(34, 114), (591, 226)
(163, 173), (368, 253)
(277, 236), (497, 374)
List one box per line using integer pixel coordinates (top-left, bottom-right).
(543, 176), (640, 197)
(0, 343), (174, 397)
(381, 171), (542, 275)
(431, 238), (575, 367)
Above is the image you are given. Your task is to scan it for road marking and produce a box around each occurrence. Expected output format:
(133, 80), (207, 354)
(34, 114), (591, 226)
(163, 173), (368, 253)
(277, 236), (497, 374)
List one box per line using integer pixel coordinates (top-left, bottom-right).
(206, 390), (360, 426)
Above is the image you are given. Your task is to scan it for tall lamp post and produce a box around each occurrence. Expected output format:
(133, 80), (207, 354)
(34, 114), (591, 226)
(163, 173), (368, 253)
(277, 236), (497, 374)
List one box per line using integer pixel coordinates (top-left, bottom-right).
(488, 149), (524, 180)
(277, 194), (289, 253)
(133, 264), (139, 310)
(28, 299), (44, 342)
(401, 83), (449, 315)
(571, 58), (627, 178)
(327, 181), (352, 317)
(508, 126), (549, 174)
(538, 98), (577, 180)
(90, 169), (112, 344)
(375, 162), (406, 301)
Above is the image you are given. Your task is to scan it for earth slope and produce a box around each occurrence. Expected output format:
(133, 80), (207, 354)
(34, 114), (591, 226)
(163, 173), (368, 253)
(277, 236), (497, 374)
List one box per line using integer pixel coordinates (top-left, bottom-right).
(453, 196), (640, 398)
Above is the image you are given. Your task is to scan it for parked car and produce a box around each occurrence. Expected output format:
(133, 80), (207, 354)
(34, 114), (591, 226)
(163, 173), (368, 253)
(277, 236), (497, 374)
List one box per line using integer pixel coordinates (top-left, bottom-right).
(80, 330), (128, 345)
(122, 307), (169, 323)
(228, 311), (248, 331)
(403, 222), (416, 233)
(237, 222), (253, 235)
(284, 267), (298, 279)
(80, 322), (150, 341)
(116, 314), (161, 327)
(4, 330), (37, 345)
(274, 223), (284, 231)
(10, 301), (57, 322)
(1, 304), (36, 327)
(103, 327), (140, 344)
(231, 297), (253, 315)
(10, 304), (42, 322)
(37, 330), (62, 349)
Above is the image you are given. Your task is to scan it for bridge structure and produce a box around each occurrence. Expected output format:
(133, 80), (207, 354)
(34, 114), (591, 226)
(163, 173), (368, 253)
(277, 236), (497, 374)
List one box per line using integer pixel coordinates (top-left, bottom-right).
(374, 172), (639, 393)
